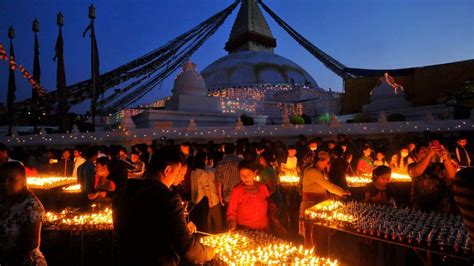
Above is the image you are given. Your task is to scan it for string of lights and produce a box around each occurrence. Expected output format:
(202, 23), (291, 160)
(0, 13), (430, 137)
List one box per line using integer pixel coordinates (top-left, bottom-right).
(5, 120), (472, 147)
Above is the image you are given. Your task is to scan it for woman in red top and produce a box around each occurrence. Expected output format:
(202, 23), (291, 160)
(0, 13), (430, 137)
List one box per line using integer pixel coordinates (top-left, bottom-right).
(227, 160), (270, 231)
(356, 144), (374, 176)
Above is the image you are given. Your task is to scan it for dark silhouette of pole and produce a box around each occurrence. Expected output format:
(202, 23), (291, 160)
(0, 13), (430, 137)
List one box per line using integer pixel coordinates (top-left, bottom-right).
(84, 4), (100, 129)
(32, 18), (41, 133)
(7, 26), (17, 136)
(54, 12), (69, 132)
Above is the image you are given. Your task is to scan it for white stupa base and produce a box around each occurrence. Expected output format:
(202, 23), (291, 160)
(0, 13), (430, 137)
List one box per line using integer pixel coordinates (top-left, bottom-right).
(165, 94), (220, 113)
(133, 109), (267, 128)
(363, 98), (412, 112)
(340, 104), (454, 122)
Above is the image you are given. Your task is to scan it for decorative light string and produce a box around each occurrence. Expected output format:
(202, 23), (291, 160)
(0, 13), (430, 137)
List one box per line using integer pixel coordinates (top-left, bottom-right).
(4, 120), (473, 146)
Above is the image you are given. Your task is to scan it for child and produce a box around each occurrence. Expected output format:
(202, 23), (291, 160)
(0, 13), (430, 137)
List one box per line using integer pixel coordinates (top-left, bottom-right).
(364, 165), (396, 206)
(227, 160), (270, 231)
(280, 145), (299, 176)
(390, 147), (413, 171)
(88, 157), (115, 201)
(373, 151), (388, 167)
(356, 144), (374, 176)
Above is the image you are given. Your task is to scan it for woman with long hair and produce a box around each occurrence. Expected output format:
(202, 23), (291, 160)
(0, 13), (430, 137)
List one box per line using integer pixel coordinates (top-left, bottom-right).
(299, 151), (351, 250)
(190, 152), (223, 233)
(356, 144), (374, 176)
(0, 162), (47, 266)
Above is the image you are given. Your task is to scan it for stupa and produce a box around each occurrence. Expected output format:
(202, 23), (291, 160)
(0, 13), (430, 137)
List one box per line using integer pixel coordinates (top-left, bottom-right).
(201, 0), (318, 89)
(363, 73), (411, 112)
(340, 73), (454, 122)
(200, 0), (340, 119)
(132, 0), (340, 127)
(165, 61), (219, 113)
(133, 61), (267, 128)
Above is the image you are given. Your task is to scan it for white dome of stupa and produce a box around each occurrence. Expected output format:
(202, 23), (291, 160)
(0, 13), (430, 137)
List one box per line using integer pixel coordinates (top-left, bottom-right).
(201, 0), (319, 90)
(201, 51), (318, 89)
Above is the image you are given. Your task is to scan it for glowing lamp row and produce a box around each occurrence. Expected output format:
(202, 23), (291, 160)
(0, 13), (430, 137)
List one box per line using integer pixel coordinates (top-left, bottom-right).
(305, 200), (354, 224)
(44, 208), (113, 230)
(62, 184), (81, 193)
(346, 172), (411, 187)
(279, 175), (300, 186)
(27, 177), (77, 189)
(200, 230), (338, 265)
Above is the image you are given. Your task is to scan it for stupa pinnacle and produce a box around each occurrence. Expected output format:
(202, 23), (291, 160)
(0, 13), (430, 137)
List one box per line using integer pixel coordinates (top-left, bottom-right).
(225, 0), (276, 53)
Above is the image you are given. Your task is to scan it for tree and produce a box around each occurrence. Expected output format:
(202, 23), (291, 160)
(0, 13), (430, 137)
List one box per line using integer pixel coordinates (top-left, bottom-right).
(290, 115), (305, 125)
(301, 114), (312, 124)
(316, 113), (331, 124)
(240, 114), (254, 126)
(350, 113), (372, 123)
(387, 113), (406, 122)
(452, 80), (474, 119)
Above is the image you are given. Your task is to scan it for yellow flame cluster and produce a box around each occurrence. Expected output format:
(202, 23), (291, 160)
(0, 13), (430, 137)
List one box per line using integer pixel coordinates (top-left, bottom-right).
(27, 177), (76, 189)
(62, 184), (81, 193)
(45, 208), (113, 230)
(311, 200), (343, 212)
(305, 200), (354, 223)
(346, 172), (411, 187)
(200, 230), (338, 265)
(279, 175), (300, 186)
(345, 176), (372, 187)
(390, 172), (412, 182)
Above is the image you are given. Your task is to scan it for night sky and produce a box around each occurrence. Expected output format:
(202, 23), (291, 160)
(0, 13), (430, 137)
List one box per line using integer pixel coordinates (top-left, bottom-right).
(0, 0), (473, 113)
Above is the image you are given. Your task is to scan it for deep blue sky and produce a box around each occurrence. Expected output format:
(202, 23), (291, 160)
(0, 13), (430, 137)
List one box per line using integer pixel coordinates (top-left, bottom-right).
(1, 0), (473, 113)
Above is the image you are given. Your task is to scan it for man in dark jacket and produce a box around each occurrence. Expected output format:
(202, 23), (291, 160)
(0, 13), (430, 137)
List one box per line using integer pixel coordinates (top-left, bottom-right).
(58, 148), (74, 177)
(77, 147), (98, 196)
(328, 146), (350, 190)
(108, 145), (135, 191)
(454, 135), (471, 167)
(112, 145), (214, 265)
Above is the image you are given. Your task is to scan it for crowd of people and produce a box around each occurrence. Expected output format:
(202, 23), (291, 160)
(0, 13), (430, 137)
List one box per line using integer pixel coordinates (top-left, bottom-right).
(0, 132), (473, 265)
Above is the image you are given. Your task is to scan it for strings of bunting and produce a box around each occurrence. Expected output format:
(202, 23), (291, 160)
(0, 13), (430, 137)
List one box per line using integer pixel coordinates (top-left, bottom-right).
(1, 42), (46, 97)
(19, 65), (46, 96)
(0, 44), (7, 61)
(9, 55), (17, 70)
(12, 1), (239, 114)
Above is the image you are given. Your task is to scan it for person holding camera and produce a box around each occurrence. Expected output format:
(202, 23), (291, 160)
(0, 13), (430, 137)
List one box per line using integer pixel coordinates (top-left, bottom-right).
(408, 140), (457, 213)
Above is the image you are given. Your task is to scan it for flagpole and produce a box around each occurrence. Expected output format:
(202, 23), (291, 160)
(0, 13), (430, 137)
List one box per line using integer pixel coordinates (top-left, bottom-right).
(56, 12), (69, 132)
(87, 4), (100, 129)
(32, 18), (40, 133)
(7, 26), (16, 137)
